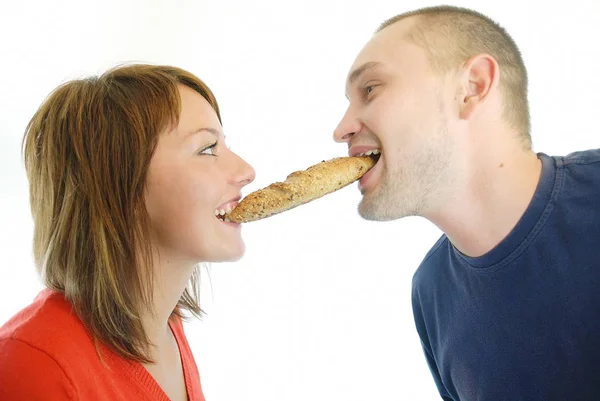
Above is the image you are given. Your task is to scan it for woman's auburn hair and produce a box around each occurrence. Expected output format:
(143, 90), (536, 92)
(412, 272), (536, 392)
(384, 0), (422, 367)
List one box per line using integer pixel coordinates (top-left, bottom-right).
(22, 64), (220, 363)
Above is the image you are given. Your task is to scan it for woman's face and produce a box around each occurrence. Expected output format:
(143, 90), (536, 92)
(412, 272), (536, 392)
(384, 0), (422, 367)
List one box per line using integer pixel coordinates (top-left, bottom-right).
(145, 85), (255, 265)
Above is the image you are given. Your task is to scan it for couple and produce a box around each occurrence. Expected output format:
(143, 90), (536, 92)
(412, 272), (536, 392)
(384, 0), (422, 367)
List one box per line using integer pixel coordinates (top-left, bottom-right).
(1, 5), (600, 401)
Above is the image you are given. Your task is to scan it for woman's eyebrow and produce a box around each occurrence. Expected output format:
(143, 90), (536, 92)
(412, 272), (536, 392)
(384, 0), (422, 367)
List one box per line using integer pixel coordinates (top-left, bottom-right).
(185, 127), (222, 138)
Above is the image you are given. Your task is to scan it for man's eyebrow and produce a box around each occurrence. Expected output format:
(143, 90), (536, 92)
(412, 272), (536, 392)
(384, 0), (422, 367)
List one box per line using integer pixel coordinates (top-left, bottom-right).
(348, 61), (381, 85)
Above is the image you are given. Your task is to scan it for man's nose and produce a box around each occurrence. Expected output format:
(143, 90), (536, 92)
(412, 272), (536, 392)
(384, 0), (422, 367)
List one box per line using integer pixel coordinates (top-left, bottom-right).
(333, 108), (361, 143)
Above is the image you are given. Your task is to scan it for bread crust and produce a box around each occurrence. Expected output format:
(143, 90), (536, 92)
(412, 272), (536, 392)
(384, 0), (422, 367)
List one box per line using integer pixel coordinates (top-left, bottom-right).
(225, 156), (376, 223)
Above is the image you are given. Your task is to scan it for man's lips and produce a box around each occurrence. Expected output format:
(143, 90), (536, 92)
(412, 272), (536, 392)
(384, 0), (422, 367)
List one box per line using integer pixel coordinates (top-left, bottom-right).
(358, 153), (383, 191)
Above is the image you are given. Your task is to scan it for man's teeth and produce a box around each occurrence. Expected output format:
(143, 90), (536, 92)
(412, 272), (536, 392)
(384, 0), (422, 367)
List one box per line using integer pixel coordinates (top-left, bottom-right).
(358, 149), (381, 157)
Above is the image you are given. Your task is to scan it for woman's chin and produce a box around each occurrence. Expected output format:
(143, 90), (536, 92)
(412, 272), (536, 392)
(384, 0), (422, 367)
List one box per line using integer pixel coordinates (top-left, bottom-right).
(204, 242), (246, 263)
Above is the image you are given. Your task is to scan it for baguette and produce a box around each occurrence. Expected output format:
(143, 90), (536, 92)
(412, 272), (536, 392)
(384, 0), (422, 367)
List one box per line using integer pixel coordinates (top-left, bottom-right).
(225, 156), (376, 223)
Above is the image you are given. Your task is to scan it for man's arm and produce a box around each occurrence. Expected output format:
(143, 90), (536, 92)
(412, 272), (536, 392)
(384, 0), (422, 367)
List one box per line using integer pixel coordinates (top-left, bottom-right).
(419, 339), (454, 401)
(412, 281), (454, 401)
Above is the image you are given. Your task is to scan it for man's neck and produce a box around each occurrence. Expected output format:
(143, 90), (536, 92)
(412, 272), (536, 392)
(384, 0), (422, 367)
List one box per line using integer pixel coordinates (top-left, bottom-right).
(426, 142), (542, 258)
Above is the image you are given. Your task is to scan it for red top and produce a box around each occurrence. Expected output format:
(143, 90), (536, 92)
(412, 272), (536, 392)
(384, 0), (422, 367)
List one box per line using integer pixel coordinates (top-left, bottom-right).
(0, 289), (206, 401)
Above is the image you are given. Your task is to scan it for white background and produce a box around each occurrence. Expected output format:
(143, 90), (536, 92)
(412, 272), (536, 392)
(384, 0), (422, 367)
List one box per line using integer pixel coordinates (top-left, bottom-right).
(1, 0), (598, 400)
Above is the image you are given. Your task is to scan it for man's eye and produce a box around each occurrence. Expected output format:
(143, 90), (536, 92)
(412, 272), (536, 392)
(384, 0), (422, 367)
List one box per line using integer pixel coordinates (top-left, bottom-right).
(198, 142), (218, 156)
(363, 84), (378, 99)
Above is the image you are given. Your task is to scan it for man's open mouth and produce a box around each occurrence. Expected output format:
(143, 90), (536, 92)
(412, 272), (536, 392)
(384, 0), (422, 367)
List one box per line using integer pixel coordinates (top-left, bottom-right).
(357, 149), (381, 163)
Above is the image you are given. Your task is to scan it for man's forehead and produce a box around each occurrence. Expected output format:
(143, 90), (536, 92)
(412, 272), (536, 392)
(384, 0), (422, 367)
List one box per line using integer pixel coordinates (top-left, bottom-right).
(353, 23), (414, 67)
(352, 36), (384, 66)
(347, 42), (383, 81)
(347, 42), (401, 83)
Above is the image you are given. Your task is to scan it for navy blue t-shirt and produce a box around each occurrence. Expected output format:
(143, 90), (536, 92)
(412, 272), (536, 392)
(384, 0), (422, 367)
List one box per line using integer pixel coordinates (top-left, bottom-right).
(412, 149), (600, 401)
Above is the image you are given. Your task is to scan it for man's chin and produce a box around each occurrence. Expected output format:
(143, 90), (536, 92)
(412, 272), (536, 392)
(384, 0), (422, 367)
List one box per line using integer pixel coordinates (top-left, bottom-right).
(358, 200), (390, 221)
(358, 196), (407, 222)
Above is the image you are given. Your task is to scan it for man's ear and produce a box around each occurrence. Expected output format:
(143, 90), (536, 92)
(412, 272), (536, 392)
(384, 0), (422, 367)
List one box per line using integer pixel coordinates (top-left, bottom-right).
(458, 53), (499, 120)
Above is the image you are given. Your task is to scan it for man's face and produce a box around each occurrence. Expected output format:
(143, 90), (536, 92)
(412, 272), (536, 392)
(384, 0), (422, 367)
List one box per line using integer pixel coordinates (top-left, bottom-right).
(334, 18), (458, 221)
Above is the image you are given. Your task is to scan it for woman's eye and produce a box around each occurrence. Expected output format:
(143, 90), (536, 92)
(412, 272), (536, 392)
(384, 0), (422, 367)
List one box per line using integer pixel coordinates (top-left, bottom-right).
(198, 142), (217, 156)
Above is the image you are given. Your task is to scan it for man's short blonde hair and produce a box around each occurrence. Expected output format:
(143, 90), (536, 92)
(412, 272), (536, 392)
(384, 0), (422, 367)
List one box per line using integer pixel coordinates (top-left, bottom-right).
(378, 6), (531, 148)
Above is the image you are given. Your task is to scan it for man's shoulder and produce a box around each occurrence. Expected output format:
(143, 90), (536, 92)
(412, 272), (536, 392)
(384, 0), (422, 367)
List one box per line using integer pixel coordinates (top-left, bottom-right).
(412, 234), (451, 289)
(549, 148), (600, 201)
(551, 148), (600, 179)
(560, 148), (600, 166)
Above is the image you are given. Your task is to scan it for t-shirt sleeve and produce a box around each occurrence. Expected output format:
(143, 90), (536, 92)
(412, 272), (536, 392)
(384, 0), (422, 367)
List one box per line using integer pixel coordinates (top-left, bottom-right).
(0, 338), (75, 400)
(412, 279), (454, 401)
(419, 339), (454, 401)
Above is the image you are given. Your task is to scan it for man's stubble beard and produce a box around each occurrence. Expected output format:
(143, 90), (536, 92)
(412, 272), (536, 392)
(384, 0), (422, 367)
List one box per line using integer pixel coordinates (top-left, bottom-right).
(358, 119), (452, 222)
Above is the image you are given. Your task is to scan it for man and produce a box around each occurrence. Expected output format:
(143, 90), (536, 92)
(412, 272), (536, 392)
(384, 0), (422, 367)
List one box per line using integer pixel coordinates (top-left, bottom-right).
(333, 5), (600, 401)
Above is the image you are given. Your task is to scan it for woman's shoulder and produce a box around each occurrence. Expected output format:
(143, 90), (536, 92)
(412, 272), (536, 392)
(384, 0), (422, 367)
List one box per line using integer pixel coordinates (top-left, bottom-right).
(1, 289), (85, 337)
(0, 289), (94, 399)
(0, 288), (97, 366)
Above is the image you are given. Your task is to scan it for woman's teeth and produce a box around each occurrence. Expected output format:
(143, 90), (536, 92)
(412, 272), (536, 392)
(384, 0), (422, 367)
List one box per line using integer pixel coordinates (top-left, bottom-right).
(215, 205), (234, 216)
(215, 205), (234, 221)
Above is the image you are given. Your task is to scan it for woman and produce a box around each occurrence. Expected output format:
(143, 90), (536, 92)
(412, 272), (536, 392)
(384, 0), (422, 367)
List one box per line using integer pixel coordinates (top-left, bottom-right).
(0, 64), (255, 400)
